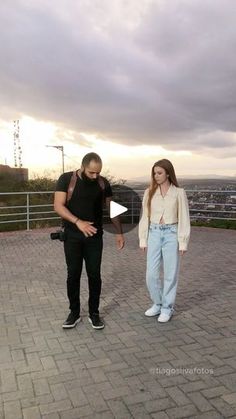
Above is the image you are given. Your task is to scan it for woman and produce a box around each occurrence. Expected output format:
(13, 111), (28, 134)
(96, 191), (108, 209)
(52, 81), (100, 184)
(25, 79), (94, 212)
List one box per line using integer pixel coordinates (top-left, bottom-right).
(139, 159), (190, 323)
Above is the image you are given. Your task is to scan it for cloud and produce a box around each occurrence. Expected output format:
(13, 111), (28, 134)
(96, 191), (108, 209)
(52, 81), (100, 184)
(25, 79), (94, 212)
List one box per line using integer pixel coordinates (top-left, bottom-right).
(0, 0), (236, 158)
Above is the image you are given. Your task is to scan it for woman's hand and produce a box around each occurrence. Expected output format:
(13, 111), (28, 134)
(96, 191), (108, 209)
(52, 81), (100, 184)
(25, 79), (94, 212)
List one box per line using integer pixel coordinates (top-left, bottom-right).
(140, 247), (146, 252)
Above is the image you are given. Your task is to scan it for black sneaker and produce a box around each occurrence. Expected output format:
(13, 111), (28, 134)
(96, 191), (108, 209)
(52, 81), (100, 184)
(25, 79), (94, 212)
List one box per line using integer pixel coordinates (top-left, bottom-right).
(88, 313), (105, 330)
(62, 312), (81, 329)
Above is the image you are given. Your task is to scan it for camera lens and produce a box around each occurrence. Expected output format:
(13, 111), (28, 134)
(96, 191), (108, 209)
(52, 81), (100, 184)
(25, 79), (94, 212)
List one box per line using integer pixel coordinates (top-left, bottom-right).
(50, 232), (59, 240)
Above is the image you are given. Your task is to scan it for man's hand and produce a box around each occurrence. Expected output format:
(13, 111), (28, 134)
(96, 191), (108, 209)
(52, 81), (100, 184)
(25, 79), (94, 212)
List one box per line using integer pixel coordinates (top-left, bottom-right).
(179, 250), (187, 256)
(140, 247), (146, 252)
(75, 220), (97, 237)
(115, 234), (125, 250)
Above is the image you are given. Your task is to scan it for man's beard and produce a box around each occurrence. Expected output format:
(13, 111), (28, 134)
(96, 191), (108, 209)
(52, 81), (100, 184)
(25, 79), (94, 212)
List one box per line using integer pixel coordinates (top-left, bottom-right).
(81, 172), (98, 183)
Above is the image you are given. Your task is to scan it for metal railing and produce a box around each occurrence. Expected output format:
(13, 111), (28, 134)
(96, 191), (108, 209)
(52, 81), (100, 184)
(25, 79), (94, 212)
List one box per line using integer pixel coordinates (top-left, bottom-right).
(0, 189), (235, 231)
(0, 191), (57, 231)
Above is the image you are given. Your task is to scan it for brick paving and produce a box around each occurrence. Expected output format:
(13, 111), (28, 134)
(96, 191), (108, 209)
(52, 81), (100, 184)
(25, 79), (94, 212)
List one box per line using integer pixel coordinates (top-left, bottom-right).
(0, 226), (236, 419)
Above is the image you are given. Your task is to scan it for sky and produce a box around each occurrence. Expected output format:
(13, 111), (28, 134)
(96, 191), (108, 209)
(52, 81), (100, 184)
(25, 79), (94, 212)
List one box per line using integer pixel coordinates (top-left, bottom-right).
(0, 0), (236, 180)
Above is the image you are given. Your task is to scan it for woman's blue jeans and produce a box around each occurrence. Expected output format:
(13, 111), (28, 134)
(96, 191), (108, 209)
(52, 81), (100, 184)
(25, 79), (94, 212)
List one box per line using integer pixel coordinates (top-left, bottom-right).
(146, 223), (179, 315)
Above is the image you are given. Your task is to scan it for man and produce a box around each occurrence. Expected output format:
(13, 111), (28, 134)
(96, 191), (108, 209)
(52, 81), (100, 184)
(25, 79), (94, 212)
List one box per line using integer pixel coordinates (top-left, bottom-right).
(54, 152), (125, 330)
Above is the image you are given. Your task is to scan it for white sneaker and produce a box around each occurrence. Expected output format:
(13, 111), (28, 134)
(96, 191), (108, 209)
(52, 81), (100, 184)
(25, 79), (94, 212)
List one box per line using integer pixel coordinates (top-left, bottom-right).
(158, 313), (172, 323)
(145, 304), (161, 317)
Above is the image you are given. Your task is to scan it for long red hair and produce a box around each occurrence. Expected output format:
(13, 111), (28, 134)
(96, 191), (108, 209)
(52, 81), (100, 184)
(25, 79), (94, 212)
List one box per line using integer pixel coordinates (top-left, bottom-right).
(147, 159), (179, 218)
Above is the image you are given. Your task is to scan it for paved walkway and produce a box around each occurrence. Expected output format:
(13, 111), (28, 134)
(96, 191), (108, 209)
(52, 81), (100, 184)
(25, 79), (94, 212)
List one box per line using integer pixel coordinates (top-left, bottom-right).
(0, 226), (236, 419)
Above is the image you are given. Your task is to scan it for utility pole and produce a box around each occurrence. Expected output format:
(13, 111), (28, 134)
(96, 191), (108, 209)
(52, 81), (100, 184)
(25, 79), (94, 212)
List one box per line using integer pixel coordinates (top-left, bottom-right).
(46, 145), (64, 173)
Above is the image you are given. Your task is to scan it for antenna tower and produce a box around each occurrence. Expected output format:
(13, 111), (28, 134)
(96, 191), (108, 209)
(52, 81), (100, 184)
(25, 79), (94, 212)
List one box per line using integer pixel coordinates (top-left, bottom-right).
(13, 120), (23, 168)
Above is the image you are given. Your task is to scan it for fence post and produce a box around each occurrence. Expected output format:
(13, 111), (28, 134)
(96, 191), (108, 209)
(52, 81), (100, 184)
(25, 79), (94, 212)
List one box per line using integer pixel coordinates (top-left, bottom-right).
(26, 193), (30, 230)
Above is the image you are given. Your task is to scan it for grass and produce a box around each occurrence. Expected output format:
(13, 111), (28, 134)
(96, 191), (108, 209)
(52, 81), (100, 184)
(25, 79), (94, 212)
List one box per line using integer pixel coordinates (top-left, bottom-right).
(191, 219), (236, 230)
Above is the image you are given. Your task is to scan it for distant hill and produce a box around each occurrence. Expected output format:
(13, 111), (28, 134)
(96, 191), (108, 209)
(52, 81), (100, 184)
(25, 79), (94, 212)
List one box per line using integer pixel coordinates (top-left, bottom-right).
(128, 174), (236, 183)
(180, 175), (236, 180)
(127, 175), (236, 190)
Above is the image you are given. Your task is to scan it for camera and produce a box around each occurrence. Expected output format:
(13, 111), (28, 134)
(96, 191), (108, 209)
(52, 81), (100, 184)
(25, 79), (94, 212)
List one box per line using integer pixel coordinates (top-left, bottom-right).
(50, 230), (66, 241)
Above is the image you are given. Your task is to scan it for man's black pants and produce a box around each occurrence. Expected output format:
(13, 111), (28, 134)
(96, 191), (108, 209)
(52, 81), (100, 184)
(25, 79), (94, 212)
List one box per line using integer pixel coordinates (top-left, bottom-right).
(64, 230), (103, 316)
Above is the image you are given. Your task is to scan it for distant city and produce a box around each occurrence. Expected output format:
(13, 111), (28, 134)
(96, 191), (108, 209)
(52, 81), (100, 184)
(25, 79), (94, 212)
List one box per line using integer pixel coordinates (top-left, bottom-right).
(127, 178), (236, 222)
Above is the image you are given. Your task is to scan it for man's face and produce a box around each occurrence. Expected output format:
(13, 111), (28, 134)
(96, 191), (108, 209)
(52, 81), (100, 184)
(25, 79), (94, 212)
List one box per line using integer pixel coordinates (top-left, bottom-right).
(83, 160), (102, 180)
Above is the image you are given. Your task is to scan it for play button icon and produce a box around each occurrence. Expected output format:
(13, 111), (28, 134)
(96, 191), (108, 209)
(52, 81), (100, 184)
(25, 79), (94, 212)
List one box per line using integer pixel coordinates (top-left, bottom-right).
(110, 201), (128, 218)
(103, 184), (142, 234)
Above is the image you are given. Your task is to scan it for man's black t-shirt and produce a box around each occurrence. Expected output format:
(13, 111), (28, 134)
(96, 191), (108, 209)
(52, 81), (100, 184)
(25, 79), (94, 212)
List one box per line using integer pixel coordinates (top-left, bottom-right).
(55, 171), (112, 232)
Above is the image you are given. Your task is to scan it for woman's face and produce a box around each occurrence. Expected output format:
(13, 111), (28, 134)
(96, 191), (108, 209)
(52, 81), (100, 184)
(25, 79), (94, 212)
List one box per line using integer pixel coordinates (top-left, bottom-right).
(153, 166), (168, 185)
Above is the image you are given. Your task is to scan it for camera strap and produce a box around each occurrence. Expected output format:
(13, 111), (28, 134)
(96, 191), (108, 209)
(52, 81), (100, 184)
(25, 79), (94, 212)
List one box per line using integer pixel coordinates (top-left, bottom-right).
(67, 171), (77, 203)
(66, 170), (105, 204)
